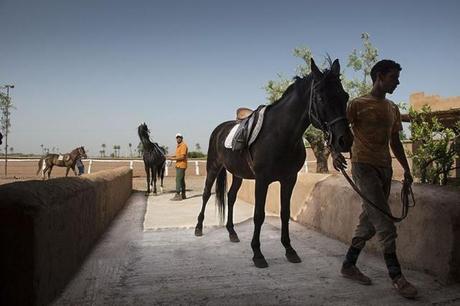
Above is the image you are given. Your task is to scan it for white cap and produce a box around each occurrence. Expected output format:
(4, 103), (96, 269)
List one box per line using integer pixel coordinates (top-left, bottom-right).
(175, 133), (183, 138)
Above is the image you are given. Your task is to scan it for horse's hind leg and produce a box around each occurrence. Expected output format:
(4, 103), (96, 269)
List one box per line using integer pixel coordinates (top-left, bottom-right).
(227, 175), (242, 242)
(280, 175), (301, 263)
(151, 166), (157, 195)
(195, 165), (220, 236)
(47, 165), (54, 179)
(160, 162), (165, 193)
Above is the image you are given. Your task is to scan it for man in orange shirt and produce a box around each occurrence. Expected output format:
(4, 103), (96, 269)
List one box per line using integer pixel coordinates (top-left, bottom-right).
(168, 133), (188, 201)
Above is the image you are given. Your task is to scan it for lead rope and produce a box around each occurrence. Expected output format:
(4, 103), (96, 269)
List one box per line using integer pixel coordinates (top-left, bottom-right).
(340, 168), (415, 222)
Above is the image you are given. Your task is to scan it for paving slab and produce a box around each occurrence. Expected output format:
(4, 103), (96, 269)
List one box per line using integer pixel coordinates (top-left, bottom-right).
(52, 192), (460, 306)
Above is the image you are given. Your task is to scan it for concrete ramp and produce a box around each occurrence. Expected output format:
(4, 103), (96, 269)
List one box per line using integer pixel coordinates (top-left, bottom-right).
(143, 190), (272, 230)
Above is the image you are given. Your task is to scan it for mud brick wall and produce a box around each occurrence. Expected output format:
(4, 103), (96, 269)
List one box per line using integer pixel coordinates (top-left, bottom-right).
(0, 167), (132, 306)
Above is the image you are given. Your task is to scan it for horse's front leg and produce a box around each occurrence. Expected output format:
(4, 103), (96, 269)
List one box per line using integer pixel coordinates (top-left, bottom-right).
(65, 166), (70, 177)
(72, 165), (78, 176)
(280, 175), (301, 263)
(227, 176), (242, 242)
(145, 165), (151, 196)
(251, 178), (269, 268)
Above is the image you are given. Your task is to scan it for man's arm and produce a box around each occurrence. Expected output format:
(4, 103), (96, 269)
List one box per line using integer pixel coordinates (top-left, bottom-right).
(390, 132), (413, 183)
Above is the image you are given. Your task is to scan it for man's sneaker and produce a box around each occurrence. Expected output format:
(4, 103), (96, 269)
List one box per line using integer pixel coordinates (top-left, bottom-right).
(341, 265), (372, 285)
(392, 275), (418, 299)
(170, 194), (182, 201)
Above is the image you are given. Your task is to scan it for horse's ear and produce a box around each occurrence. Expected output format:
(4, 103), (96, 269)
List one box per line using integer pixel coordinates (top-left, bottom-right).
(310, 58), (322, 79)
(331, 59), (340, 76)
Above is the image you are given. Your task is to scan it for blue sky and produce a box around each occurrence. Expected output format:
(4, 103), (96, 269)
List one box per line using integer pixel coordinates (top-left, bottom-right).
(0, 0), (459, 156)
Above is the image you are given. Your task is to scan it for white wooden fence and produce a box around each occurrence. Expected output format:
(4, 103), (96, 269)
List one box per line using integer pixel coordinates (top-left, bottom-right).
(3, 158), (317, 175)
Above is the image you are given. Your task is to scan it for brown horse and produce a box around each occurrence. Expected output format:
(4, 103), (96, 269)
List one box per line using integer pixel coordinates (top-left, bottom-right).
(37, 146), (87, 179)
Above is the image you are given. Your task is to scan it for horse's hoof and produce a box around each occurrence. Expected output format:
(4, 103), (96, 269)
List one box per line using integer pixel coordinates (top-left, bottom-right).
(286, 250), (302, 263)
(253, 256), (268, 268)
(195, 227), (203, 236)
(229, 233), (240, 243)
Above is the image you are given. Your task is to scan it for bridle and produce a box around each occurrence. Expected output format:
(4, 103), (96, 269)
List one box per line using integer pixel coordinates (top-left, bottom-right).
(308, 79), (348, 146)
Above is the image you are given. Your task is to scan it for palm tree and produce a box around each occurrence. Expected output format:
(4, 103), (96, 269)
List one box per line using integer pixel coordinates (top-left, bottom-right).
(101, 143), (106, 157)
(137, 142), (143, 157)
(40, 144), (44, 155)
(128, 143), (133, 157)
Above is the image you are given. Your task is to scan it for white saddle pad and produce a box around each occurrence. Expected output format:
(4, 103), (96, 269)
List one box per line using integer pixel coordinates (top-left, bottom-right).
(58, 155), (64, 161)
(224, 124), (240, 149)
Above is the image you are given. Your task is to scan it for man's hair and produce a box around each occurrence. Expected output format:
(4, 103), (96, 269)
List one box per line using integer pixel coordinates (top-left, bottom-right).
(370, 60), (402, 83)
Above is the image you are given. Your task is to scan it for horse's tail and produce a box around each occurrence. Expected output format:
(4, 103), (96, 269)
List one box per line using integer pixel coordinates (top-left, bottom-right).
(215, 167), (227, 225)
(37, 157), (44, 175)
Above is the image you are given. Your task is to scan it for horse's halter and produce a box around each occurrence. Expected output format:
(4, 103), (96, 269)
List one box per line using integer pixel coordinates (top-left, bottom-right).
(308, 79), (348, 146)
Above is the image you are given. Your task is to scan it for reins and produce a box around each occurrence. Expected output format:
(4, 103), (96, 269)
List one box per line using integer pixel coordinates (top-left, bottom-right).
(340, 168), (416, 222)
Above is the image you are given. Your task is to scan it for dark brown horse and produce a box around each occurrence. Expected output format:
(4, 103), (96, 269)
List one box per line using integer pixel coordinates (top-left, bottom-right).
(37, 146), (87, 179)
(195, 58), (353, 268)
(138, 123), (166, 195)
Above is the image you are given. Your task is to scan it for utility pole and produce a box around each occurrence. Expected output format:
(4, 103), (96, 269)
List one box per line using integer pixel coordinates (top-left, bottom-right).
(1, 84), (14, 176)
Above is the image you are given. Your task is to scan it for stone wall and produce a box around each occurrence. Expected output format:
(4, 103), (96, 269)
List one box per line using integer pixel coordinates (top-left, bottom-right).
(237, 173), (460, 284)
(0, 167), (132, 306)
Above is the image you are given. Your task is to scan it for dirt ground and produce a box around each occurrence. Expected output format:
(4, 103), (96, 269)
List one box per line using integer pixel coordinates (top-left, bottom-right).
(0, 159), (207, 188)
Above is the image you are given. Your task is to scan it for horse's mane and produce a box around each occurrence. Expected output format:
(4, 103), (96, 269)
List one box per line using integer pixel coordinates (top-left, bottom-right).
(271, 59), (336, 106)
(271, 75), (310, 106)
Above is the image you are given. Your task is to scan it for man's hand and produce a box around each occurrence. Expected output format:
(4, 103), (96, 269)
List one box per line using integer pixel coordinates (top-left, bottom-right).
(403, 171), (413, 185)
(331, 151), (347, 171)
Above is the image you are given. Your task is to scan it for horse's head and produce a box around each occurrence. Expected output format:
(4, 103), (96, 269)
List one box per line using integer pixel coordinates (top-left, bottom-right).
(308, 58), (353, 153)
(78, 146), (87, 159)
(138, 122), (150, 139)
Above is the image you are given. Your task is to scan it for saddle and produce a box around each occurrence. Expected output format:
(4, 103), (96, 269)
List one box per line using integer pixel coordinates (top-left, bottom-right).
(236, 107), (253, 121)
(57, 154), (71, 162)
(224, 105), (267, 151)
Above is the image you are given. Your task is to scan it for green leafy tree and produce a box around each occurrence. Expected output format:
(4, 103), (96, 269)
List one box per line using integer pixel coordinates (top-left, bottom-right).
(342, 33), (378, 100)
(137, 142), (143, 157)
(409, 105), (460, 185)
(101, 143), (106, 157)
